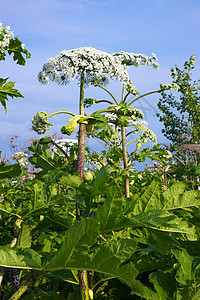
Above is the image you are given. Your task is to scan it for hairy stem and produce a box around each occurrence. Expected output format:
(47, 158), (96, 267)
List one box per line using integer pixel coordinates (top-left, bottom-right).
(77, 72), (90, 300)
(79, 270), (90, 300)
(77, 123), (86, 181)
(121, 126), (130, 198)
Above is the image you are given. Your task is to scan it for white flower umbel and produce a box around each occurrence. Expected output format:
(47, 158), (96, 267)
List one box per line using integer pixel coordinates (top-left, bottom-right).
(129, 120), (157, 144)
(38, 47), (129, 86)
(112, 51), (159, 69)
(38, 47), (159, 87)
(0, 21), (14, 55)
(52, 138), (78, 153)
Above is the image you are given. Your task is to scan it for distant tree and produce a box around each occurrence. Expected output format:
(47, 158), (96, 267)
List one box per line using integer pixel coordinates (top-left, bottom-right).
(157, 56), (200, 147)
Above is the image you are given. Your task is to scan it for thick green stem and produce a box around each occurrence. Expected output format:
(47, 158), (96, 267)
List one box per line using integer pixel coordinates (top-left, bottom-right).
(77, 72), (86, 181)
(0, 267), (5, 286)
(79, 270), (90, 300)
(9, 277), (34, 300)
(121, 84), (126, 101)
(9, 272), (43, 300)
(80, 72), (85, 116)
(121, 126), (130, 198)
(77, 72), (90, 300)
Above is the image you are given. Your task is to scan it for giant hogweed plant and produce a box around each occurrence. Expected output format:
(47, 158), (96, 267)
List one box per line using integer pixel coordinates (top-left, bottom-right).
(0, 47), (199, 299)
(31, 47), (159, 298)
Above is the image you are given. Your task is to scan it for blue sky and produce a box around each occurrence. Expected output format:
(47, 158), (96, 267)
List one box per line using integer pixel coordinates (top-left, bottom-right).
(1, 0), (200, 158)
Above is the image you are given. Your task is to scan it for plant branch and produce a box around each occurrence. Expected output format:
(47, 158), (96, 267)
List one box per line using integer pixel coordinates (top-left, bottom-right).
(50, 140), (70, 160)
(121, 126), (130, 198)
(95, 83), (119, 105)
(48, 110), (76, 118)
(95, 99), (113, 105)
(9, 271), (44, 300)
(128, 89), (162, 106)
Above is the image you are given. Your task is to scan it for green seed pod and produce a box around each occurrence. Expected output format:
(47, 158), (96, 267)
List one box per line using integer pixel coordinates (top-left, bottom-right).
(136, 141), (142, 149)
(143, 138), (147, 144)
(39, 136), (52, 144)
(10, 237), (18, 248)
(83, 171), (93, 182)
(14, 219), (22, 236)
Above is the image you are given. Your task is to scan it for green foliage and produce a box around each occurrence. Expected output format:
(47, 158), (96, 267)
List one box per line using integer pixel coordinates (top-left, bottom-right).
(7, 36), (31, 66)
(1, 43), (200, 299)
(0, 161), (22, 178)
(0, 22), (30, 112)
(157, 56), (200, 145)
(0, 78), (24, 112)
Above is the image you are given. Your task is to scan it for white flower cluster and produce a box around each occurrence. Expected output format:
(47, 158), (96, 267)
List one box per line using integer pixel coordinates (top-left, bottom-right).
(129, 120), (157, 143)
(0, 21), (14, 55)
(38, 47), (159, 87)
(160, 83), (180, 91)
(105, 113), (117, 122)
(113, 51), (159, 69)
(52, 138), (78, 153)
(87, 160), (102, 171)
(11, 151), (28, 163)
(38, 47), (129, 86)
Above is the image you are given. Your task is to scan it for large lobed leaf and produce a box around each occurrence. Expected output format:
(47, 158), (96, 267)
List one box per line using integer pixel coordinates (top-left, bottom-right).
(44, 218), (147, 294)
(7, 36), (31, 66)
(44, 218), (100, 272)
(90, 165), (116, 197)
(0, 161), (22, 179)
(129, 209), (197, 238)
(0, 247), (42, 270)
(133, 179), (200, 213)
(94, 185), (127, 232)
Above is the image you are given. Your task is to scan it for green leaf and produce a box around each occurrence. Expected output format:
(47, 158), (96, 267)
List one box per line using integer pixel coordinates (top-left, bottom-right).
(172, 248), (194, 286)
(0, 247), (42, 270)
(95, 186), (127, 232)
(0, 162), (22, 179)
(17, 223), (32, 248)
(29, 144), (56, 171)
(90, 165), (116, 197)
(149, 270), (176, 299)
(133, 179), (200, 214)
(134, 178), (163, 213)
(129, 209), (197, 237)
(0, 201), (16, 216)
(32, 181), (47, 210)
(7, 36), (31, 66)
(162, 184), (200, 210)
(44, 218), (100, 272)
(59, 174), (82, 190)
(0, 78), (23, 112)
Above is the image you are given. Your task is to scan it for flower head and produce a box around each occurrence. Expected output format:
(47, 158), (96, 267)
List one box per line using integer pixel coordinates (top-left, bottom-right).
(112, 51), (159, 69)
(31, 112), (53, 134)
(0, 21), (14, 59)
(38, 47), (159, 87)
